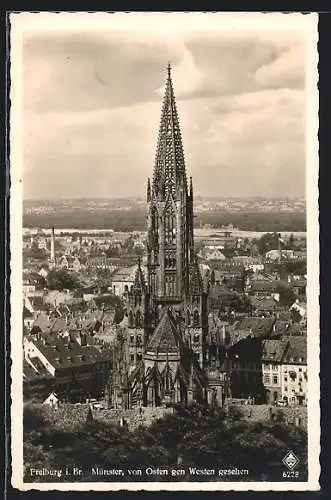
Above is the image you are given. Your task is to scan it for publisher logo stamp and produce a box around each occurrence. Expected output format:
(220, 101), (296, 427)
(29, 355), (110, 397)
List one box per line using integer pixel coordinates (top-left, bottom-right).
(282, 451), (300, 470)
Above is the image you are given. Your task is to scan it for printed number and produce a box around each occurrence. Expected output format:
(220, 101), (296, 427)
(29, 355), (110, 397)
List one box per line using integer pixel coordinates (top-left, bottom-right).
(282, 471), (299, 478)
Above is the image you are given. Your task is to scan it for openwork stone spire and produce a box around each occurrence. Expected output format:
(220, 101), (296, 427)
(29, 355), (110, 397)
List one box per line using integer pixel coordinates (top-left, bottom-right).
(152, 63), (187, 200)
(189, 257), (203, 296)
(132, 257), (146, 295)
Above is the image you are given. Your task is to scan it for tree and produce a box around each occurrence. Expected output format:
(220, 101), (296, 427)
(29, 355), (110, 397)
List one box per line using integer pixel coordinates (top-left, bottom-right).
(46, 268), (80, 291)
(257, 233), (283, 256)
(275, 283), (297, 308)
(290, 308), (302, 323)
(208, 286), (251, 314)
(29, 272), (47, 290)
(23, 402), (307, 482)
(287, 233), (295, 249)
(28, 242), (48, 260)
(283, 261), (307, 276)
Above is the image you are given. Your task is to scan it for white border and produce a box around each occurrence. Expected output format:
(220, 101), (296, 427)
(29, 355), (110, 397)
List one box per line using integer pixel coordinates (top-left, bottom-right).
(10, 11), (320, 491)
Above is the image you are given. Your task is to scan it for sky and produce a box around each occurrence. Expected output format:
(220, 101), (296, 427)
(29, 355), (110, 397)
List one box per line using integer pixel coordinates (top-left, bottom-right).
(20, 13), (310, 199)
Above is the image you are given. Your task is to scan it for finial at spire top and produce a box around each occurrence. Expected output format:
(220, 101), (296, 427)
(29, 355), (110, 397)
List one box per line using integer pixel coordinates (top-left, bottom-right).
(167, 61), (171, 77)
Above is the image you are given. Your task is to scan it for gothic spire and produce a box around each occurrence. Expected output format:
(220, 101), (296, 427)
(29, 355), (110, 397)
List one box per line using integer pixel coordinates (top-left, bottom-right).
(152, 64), (187, 200)
(132, 257), (146, 295)
(189, 257), (203, 296)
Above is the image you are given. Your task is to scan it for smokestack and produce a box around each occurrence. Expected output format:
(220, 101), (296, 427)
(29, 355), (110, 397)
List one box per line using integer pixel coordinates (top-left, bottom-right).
(50, 227), (55, 267)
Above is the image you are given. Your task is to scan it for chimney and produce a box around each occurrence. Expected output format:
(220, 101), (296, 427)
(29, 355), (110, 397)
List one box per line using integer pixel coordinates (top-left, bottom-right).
(49, 227), (55, 267)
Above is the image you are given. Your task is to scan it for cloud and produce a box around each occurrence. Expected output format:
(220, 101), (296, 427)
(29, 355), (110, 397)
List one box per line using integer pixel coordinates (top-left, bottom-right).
(21, 27), (307, 199)
(23, 32), (183, 113)
(254, 42), (305, 90)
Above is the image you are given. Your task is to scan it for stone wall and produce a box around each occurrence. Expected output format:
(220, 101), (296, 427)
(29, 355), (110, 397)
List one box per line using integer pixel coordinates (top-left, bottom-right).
(228, 403), (307, 429)
(38, 403), (173, 432)
(31, 402), (307, 433)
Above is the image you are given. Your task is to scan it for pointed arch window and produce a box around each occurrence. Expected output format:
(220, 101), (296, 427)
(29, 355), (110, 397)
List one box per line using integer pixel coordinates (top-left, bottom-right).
(187, 310), (191, 326)
(135, 310), (142, 327)
(151, 207), (159, 241)
(128, 310), (134, 327)
(193, 310), (200, 327)
(164, 205), (176, 245)
(164, 366), (172, 393)
(135, 294), (142, 307)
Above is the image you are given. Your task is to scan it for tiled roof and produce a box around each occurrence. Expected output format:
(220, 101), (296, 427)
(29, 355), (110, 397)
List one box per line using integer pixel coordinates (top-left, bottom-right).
(23, 359), (38, 379)
(29, 336), (111, 369)
(29, 296), (48, 311)
(250, 297), (279, 311)
(262, 339), (288, 363)
(111, 266), (137, 281)
(251, 280), (276, 292)
(232, 316), (275, 338)
(272, 320), (290, 336)
(285, 323), (306, 336)
(213, 269), (243, 281)
(147, 307), (183, 353)
(209, 284), (234, 299)
(23, 306), (33, 319)
(31, 310), (107, 335)
(31, 313), (52, 333)
(23, 357), (53, 379)
(282, 336), (307, 364)
(226, 330), (252, 348)
(291, 279), (306, 288)
(277, 311), (292, 321)
(89, 294), (121, 309)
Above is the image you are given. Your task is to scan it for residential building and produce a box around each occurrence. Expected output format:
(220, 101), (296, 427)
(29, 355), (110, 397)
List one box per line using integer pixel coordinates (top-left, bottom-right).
(250, 296), (280, 317)
(24, 296), (48, 317)
(111, 265), (140, 296)
(290, 299), (307, 320)
(281, 336), (307, 406)
(262, 339), (288, 404)
(23, 332), (112, 402)
(261, 336), (307, 406)
(265, 249), (295, 261)
(219, 316), (277, 401)
(23, 306), (34, 331)
(58, 255), (82, 272)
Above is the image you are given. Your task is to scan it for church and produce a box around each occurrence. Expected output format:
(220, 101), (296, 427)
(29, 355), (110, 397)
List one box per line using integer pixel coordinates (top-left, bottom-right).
(111, 65), (221, 409)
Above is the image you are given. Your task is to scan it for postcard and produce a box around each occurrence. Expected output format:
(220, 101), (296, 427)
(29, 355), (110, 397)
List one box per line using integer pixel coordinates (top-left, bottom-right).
(9, 11), (320, 491)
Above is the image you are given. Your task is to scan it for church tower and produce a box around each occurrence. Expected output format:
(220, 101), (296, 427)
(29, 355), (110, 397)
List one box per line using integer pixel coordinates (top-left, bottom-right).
(126, 64), (209, 408)
(147, 63), (195, 304)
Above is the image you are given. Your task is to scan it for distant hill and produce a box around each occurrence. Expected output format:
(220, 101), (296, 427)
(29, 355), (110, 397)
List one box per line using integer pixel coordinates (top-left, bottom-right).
(22, 201), (306, 233)
(23, 197), (306, 214)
